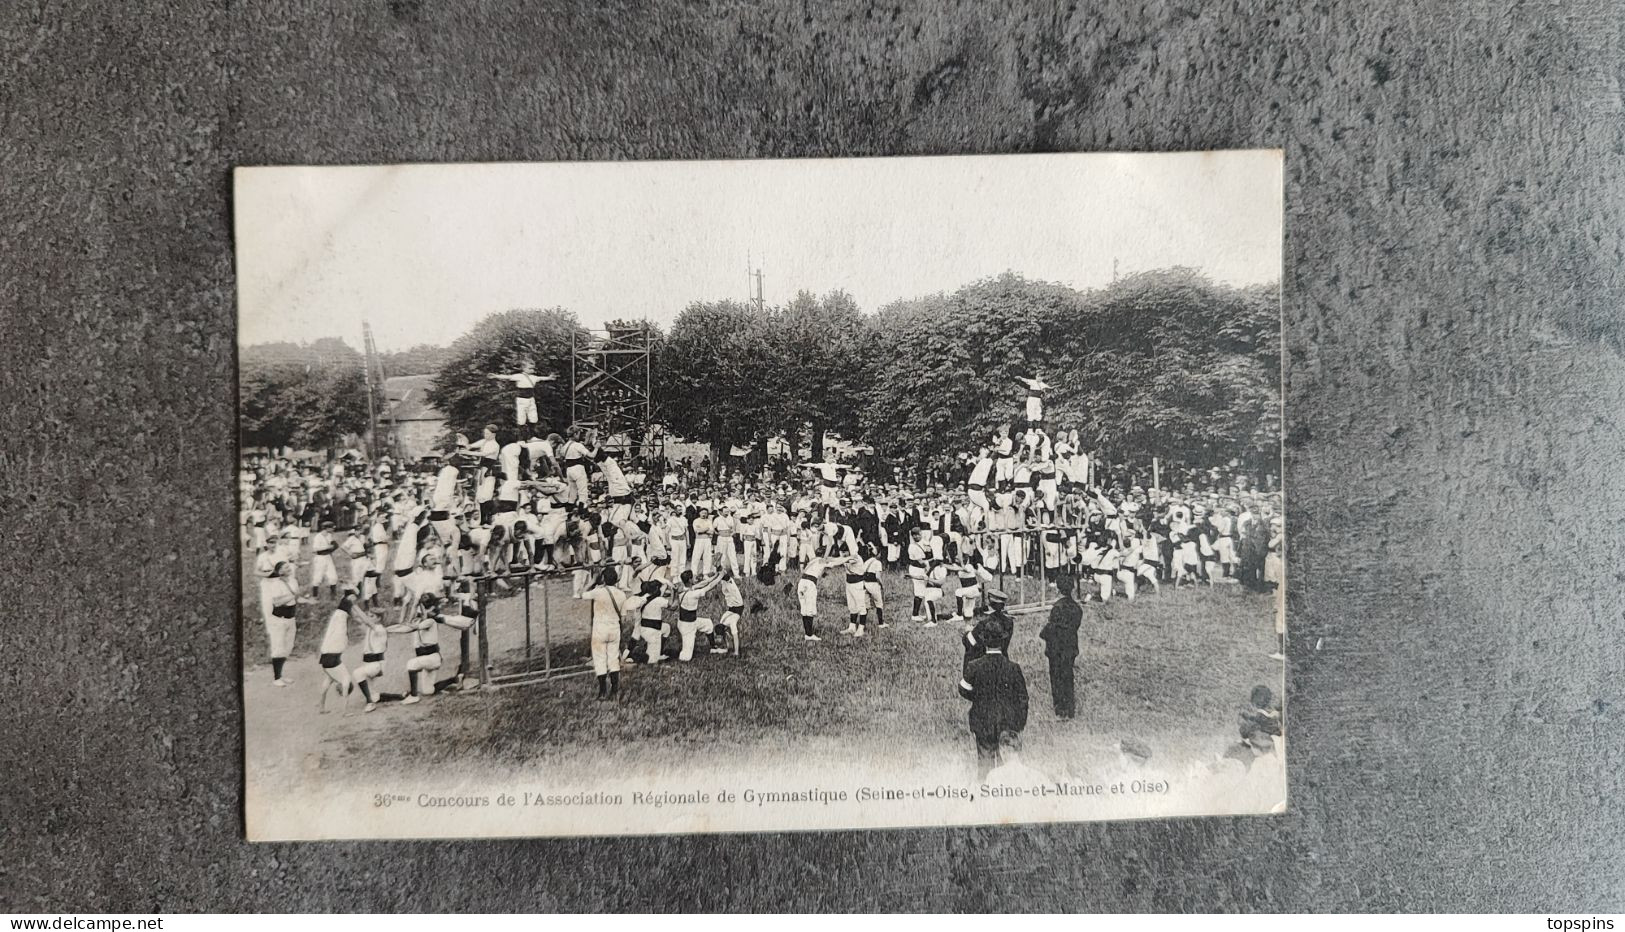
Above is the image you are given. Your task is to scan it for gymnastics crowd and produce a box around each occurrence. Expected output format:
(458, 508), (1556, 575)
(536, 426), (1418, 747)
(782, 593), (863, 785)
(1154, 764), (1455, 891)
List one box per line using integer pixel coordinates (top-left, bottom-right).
(243, 366), (1283, 709)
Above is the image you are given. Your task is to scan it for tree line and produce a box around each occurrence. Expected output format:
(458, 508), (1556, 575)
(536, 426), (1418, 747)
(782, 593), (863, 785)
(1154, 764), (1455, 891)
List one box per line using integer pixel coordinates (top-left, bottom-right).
(240, 339), (455, 453)
(240, 269), (1279, 479)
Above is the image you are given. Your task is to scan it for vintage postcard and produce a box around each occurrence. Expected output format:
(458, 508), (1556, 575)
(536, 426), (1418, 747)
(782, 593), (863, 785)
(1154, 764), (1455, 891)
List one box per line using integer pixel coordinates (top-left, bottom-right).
(234, 152), (1285, 840)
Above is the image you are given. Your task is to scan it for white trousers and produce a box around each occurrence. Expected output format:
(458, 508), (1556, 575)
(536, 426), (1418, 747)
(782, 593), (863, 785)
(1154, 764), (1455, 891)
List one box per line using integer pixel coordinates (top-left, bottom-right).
(677, 617), (714, 661)
(690, 541), (714, 576)
(716, 610), (740, 654)
(263, 616), (295, 659)
(670, 536), (688, 573)
(567, 465), (589, 504)
(797, 578), (819, 616)
(310, 554), (338, 588)
(1096, 571), (1115, 602)
(406, 650), (443, 694)
(590, 620), (621, 675)
(637, 624), (666, 663)
(514, 396), (538, 425)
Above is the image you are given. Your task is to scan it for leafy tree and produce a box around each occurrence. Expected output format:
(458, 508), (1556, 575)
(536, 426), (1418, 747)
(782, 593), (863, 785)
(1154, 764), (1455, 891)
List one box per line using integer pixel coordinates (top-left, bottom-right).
(427, 308), (582, 443)
(239, 357), (302, 451)
(656, 301), (779, 469)
(241, 272), (1281, 481)
(860, 270), (1282, 483)
(861, 273), (1076, 478)
(1043, 269), (1281, 476)
(772, 289), (872, 460)
(239, 339), (369, 452)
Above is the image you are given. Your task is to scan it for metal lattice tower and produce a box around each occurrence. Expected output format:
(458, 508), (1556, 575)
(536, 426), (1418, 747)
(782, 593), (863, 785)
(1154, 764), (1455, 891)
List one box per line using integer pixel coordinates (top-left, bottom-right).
(570, 322), (653, 456)
(361, 320), (395, 460)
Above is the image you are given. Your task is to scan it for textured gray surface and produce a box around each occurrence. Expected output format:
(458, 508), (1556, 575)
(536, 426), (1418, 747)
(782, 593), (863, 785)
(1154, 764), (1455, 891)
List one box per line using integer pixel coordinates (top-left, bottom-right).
(5, 0), (1625, 912)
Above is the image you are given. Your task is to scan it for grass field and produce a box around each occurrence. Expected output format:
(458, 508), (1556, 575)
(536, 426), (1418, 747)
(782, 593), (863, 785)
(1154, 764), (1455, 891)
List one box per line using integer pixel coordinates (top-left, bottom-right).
(242, 548), (1285, 827)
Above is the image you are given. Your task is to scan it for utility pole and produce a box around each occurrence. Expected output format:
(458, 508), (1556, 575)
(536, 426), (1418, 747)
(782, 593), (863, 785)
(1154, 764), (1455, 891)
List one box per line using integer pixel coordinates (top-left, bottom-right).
(362, 321), (379, 460)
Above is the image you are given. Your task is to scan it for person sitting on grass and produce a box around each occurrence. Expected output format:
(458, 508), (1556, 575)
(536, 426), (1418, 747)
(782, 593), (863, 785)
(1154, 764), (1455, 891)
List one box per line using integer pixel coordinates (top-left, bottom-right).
(1223, 685), (1283, 768)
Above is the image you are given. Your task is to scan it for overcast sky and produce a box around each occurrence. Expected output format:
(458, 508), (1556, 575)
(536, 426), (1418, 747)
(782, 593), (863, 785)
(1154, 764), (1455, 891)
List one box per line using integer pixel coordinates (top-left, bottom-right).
(235, 151), (1281, 353)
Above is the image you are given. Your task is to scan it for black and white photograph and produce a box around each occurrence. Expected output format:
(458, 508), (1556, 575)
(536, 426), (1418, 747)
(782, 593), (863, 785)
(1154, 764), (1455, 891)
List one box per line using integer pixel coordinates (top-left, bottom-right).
(234, 151), (1285, 840)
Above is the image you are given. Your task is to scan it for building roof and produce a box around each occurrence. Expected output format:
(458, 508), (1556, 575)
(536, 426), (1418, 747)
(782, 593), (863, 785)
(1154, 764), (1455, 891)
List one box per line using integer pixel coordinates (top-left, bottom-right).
(383, 374), (444, 422)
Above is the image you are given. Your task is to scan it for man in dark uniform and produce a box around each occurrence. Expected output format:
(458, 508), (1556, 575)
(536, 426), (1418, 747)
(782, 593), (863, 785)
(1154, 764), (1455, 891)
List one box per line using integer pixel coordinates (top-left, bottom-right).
(881, 508), (903, 570)
(957, 615), (1029, 779)
(1038, 572), (1082, 719)
(1240, 505), (1269, 591)
(960, 589), (1013, 675)
(853, 495), (883, 553)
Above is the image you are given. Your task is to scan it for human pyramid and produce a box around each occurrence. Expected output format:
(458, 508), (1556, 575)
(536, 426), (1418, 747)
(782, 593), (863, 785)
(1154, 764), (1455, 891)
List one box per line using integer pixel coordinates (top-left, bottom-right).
(244, 361), (1284, 710)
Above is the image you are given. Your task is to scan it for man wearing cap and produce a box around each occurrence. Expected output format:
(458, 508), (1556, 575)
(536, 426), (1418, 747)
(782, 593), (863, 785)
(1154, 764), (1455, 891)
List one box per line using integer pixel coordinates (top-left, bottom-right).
(882, 506), (903, 570)
(306, 520), (340, 598)
(861, 543), (887, 630)
(842, 551), (869, 637)
(961, 588), (1012, 674)
(690, 507), (716, 576)
(663, 505), (689, 577)
(905, 527), (930, 622)
(367, 507), (391, 595)
(263, 559), (306, 687)
(341, 525), (378, 607)
(737, 505), (761, 578)
(1038, 573), (1082, 720)
(796, 546), (829, 641)
(958, 614), (1028, 779)
(710, 506), (736, 576)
